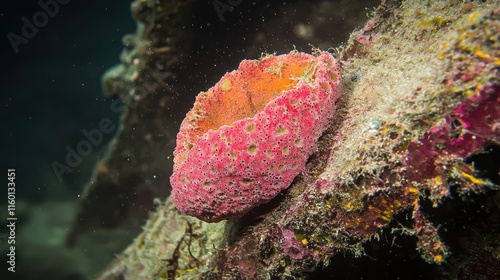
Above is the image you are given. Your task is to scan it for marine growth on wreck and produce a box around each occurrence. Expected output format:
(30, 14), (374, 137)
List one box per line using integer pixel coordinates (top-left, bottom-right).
(39, 0), (498, 279)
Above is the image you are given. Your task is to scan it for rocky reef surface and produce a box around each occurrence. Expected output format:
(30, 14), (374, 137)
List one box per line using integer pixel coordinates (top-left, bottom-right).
(68, 0), (499, 279)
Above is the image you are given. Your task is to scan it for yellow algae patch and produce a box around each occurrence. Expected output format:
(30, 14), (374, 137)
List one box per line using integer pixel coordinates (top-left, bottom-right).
(434, 254), (444, 263)
(221, 78), (231, 91)
(461, 171), (487, 185)
(474, 48), (490, 60)
(408, 187), (420, 196)
(468, 12), (478, 22)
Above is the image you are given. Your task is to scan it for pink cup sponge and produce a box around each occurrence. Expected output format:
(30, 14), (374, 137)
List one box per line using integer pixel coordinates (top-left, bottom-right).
(170, 51), (342, 222)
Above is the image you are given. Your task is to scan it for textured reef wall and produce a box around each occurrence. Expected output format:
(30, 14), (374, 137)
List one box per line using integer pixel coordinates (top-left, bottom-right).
(93, 0), (499, 279)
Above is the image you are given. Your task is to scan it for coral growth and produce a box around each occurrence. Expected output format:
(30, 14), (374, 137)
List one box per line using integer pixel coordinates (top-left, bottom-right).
(171, 51), (341, 222)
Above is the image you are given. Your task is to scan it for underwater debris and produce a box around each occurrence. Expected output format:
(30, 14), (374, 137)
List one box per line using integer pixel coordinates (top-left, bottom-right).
(170, 51), (342, 222)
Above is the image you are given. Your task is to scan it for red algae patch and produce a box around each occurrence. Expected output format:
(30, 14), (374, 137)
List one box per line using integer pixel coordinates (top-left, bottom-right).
(170, 51), (341, 222)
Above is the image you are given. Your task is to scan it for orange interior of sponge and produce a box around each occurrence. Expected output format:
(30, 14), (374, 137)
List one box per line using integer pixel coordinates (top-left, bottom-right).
(195, 55), (313, 135)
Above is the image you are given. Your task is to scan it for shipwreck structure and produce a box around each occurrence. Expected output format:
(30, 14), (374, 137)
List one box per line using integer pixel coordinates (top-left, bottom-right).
(67, 0), (500, 279)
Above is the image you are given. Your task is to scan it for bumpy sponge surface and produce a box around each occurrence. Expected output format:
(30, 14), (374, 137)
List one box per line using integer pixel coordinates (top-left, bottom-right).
(170, 51), (341, 222)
